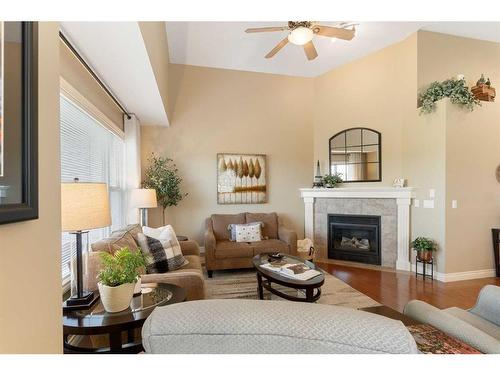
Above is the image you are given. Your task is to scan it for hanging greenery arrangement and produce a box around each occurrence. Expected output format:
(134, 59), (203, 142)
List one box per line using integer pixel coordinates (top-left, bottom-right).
(419, 77), (481, 114)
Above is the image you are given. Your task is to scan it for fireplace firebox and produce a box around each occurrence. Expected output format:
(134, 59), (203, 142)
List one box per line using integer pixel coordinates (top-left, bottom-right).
(327, 214), (381, 265)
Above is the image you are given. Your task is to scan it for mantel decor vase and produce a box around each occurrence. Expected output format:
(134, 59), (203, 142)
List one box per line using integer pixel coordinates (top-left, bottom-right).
(98, 282), (135, 313)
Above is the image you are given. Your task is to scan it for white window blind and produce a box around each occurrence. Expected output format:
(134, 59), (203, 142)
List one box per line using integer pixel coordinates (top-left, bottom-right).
(60, 95), (125, 282)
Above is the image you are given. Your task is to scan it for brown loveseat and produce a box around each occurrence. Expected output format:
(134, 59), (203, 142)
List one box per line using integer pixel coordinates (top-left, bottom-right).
(204, 212), (297, 277)
(85, 224), (206, 301)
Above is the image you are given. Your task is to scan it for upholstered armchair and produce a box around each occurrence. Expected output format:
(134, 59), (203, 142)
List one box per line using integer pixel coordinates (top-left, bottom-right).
(404, 285), (500, 353)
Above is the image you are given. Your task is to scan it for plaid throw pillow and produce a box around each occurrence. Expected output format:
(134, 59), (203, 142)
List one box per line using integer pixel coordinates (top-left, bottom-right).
(137, 234), (169, 274)
(137, 225), (188, 273)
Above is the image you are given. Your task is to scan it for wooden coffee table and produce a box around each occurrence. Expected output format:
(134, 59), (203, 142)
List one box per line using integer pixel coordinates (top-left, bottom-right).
(63, 283), (186, 354)
(253, 253), (325, 303)
(360, 305), (420, 326)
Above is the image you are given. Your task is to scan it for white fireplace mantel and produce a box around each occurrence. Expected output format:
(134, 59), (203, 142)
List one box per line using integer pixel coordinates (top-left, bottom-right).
(300, 187), (415, 200)
(300, 187), (415, 271)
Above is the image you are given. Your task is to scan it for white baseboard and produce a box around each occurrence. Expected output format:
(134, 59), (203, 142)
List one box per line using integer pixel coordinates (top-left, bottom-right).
(439, 269), (496, 282)
(411, 263), (496, 282)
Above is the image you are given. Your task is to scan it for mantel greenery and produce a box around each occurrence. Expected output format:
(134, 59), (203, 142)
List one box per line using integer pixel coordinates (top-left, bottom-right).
(419, 78), (480, 114)
(322, 173), (343, 188)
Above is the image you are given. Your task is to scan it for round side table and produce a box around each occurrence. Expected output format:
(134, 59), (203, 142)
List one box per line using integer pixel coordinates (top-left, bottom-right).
(63, 283), (186, 354)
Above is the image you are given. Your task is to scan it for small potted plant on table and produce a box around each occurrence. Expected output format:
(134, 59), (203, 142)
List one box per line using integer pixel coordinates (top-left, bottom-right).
(97, 247), (146, 313)
(411, 237), (436, 262)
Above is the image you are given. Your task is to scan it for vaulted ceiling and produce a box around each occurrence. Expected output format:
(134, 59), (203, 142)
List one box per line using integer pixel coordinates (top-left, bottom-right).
(166, 22), (500, 77)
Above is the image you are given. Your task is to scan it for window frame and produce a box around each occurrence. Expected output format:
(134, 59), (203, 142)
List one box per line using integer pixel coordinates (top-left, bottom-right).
(59, 88), (125, 291)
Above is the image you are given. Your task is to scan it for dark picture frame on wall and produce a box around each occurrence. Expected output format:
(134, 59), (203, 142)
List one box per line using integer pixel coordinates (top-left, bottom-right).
(0, 22), (38, 224)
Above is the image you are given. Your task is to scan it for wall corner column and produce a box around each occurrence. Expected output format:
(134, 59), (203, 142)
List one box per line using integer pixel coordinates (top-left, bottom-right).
(396, 197), (412, 271)
(303, 196), (315, 239)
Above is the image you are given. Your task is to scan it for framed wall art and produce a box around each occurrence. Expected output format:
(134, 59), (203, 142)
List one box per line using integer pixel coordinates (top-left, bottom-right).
(217, 153), (267, 204)
(0, 22), (38, 224)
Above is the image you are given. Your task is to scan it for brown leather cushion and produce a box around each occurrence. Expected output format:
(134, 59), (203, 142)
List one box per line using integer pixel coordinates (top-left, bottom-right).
(211, 213), (245, 240)
(91, 224), (142, 254)
(215, 240), (253, 259)
(246, 212), (278, 239)
(251, 239), (289, 256)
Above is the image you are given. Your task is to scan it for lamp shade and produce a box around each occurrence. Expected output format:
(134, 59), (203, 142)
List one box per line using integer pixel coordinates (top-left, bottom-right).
(130, 188), (157, 209)
(61, 182), (111, 232)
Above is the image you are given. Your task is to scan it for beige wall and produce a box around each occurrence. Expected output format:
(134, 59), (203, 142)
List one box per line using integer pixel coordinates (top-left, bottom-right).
(417, 31), (500, 274)
(60, 39), (123, 129)
(314, 33), (418, 185)
(139, 22), (171, 123)
(445, 102), (500, 273)
(418, 30), (500, 92)
(0, 22), (62, 353)
(141, 64), (314, 244)
(403, 102), (447, 273)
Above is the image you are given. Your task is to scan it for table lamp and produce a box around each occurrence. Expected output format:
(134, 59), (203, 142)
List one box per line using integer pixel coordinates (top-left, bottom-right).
(130, 188), (157, 226)
(61, 180), (111, 311)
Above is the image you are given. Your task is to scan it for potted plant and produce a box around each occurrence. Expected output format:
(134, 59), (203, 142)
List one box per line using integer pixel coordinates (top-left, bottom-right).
(97, 247), (146, 313)
(322, 173), (343, 188)
(411, 237), (436, 262)
(143, 153), (188, 225)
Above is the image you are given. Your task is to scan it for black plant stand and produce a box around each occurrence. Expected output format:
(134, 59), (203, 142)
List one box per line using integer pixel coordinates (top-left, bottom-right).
(415, 255), (434, 280)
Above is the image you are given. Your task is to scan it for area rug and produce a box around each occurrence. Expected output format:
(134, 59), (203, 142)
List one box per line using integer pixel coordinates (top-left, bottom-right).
(204, 268), (381, 309)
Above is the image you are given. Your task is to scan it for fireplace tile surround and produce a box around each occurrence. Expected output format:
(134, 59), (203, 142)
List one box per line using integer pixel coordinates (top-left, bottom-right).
(300, 187), (415, 271)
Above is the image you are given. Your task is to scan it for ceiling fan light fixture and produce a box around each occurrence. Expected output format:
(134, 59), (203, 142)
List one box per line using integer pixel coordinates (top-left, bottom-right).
(287, 26), (314, 46)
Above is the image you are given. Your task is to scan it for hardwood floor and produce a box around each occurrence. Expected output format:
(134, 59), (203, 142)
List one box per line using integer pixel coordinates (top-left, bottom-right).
(316, 261), (500, 312)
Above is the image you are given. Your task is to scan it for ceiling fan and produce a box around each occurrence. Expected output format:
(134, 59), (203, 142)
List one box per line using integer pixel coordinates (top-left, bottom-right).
(245, 21), (356, 61)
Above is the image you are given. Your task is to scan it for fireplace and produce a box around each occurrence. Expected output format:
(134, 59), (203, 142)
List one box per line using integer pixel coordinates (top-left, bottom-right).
(327, 214), (381, 265)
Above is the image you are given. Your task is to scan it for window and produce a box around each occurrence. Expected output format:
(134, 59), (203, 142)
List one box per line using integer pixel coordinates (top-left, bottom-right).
(60, 95), (125, 283)
(329, 128), (381, 182)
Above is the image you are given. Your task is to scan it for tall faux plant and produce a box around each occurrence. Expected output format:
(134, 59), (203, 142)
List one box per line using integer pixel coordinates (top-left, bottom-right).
(143, 153), (187, 225)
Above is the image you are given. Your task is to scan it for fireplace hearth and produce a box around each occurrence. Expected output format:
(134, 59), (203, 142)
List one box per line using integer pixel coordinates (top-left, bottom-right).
(328, 214), (381, 265)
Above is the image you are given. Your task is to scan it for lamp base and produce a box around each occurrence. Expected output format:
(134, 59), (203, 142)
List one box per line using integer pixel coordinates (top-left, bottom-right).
(63, 291), (99, 311)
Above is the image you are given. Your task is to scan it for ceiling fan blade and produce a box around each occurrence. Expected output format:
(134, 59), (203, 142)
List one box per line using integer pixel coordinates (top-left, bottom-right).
(303, 41), (318, 60)
(245, 26), (287, 33)
(265, 37), (289, 59)
(314, 25), (355, 40)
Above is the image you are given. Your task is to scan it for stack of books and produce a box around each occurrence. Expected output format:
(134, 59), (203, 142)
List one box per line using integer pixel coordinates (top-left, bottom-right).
(260, 262), (321, 280)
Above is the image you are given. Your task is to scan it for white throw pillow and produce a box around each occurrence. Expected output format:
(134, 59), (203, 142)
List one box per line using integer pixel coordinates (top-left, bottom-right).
(235, 222), (262, 242)
(142, 224), (176, 241)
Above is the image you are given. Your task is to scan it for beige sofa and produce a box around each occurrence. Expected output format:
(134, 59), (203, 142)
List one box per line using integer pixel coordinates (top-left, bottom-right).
(85, 224), (206, 301)
(204, 212), (297, 277)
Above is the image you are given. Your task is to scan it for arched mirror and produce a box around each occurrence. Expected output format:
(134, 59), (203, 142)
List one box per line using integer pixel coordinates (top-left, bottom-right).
(329, 128), (381, 182)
